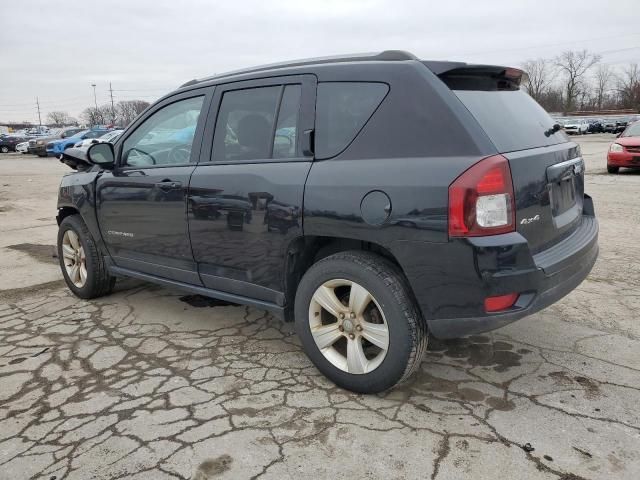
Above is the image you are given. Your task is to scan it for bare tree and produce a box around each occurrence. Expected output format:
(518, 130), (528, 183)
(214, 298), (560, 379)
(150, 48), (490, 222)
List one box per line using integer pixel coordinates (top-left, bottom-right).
(555, 50), (601, 113)
(81, 105), (112, 126)
(616, 63), (640, 111)
(46, 111), (71, 127)
(593, 64), (613, 111)
(117, 100), (150, 126)
(521, 58), (555, 103)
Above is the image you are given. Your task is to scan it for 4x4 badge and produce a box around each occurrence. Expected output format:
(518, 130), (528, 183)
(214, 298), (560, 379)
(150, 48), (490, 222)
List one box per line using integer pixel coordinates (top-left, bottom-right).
(520, 215), (540, 225)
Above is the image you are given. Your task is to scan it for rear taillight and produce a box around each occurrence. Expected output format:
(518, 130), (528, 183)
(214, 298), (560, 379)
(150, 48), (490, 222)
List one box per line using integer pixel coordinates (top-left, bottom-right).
(448, 154), (515, 237)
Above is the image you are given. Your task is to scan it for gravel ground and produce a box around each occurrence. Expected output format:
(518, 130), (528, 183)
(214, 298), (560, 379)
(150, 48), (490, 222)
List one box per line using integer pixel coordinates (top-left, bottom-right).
(0, 133), (639, 479)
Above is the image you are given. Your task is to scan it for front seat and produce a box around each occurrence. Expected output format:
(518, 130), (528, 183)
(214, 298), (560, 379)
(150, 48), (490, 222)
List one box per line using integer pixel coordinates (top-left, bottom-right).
(234, 114), (271, 160)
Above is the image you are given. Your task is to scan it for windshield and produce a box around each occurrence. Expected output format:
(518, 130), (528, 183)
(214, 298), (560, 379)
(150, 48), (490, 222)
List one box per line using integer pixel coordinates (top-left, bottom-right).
(622, 122), (640, 137)
(69, 130), (90, 139)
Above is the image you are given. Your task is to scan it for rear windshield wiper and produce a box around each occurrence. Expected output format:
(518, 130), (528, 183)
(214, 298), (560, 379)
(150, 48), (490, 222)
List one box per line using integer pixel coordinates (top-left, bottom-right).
(545, 123), (562, 137)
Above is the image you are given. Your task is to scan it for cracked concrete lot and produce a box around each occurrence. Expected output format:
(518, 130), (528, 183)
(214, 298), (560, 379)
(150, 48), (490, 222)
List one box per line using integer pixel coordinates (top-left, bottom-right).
(1, 133), (639, 479)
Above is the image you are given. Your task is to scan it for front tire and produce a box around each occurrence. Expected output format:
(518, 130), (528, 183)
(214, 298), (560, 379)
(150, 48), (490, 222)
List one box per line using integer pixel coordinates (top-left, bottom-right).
(607, 165), (619, 174)
(294, 251), (428, 393)
(0, 146), (9, 153)
(57, 215), (115, 299)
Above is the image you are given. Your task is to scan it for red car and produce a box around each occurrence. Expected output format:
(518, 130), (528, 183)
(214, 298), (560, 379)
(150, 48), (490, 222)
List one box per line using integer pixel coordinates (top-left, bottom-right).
(607, 121), (640, 173)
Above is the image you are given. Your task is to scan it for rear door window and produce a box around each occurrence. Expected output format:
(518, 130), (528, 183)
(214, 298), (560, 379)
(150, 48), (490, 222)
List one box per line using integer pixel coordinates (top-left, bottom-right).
(212, 84), (303, 162)
(315, 82), (389, 159)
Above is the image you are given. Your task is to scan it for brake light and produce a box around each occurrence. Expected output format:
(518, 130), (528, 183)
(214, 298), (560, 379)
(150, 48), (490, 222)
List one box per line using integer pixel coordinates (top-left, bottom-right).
(484, 293), (519, 312)
(448, 155), (515, 237)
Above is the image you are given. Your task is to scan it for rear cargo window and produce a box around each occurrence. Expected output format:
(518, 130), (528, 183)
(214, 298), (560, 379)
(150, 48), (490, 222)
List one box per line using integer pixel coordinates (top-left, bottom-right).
(452, 89), (568, 153)
(315, 82), (388, 159)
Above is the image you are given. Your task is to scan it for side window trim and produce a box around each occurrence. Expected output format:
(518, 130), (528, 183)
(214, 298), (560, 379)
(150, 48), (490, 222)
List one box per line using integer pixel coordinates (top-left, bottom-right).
(115, 87), (214, 170)
(268, 85), (286, 159)
(198, 75), (316, 166)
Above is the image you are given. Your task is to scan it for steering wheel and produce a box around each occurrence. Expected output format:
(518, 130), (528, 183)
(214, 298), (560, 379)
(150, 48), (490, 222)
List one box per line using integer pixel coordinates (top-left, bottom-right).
(168, 144), (192, 164)
(126, 147), (157, 165)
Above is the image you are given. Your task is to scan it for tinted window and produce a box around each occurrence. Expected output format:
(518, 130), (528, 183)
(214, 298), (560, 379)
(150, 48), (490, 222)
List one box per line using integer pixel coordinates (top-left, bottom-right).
(273, 85), (301, 159)
(213, 86), (280, 162)
(315, 82), (389, 159)
(453, 89), (568, 152)
(122, 96), (204, 167)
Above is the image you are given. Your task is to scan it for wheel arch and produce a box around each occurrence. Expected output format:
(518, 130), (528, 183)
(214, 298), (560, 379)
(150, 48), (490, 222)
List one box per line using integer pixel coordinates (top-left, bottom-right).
(282, 235), (418, 321)
(56, 205), (80, 225)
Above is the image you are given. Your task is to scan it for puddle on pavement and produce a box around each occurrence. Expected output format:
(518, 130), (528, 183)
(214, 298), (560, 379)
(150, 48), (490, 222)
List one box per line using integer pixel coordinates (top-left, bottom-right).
(428, 336), (523, 372)
(7, 243), (57, 263)
(549, 371), (601, 398)
(410, 335), (524, 411)
(193, 455), (233, 478)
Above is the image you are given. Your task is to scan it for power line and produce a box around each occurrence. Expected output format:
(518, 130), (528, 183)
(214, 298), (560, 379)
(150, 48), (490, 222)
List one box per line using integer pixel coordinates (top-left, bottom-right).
(452, 32), (640, 57)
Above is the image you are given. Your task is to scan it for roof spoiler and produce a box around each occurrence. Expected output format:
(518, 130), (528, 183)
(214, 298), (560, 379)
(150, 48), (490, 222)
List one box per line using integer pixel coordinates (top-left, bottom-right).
(424, 62), (527, 89)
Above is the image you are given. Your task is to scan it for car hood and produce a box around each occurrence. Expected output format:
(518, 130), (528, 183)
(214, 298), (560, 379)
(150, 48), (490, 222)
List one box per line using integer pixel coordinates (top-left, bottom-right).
(615, 136), (640, 147)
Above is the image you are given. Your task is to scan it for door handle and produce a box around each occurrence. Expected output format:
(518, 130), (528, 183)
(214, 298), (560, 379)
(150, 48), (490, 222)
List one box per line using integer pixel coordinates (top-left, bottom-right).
(154, 181), (182, 191)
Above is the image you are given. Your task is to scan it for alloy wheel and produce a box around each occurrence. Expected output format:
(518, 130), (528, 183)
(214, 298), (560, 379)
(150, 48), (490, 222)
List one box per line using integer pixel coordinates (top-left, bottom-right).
(308, 279), (389, 374)
(62, 229), (87, 288)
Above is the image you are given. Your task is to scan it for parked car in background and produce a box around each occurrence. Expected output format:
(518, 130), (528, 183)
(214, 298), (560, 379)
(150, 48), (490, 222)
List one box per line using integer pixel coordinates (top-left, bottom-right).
(28, 127), (84, 156)
(602, 118), (618, 133)
(607, 121), (640, 173)
(56, 51), (598, 393)
(0, 136), (28, 153)
(586, 118), (604, 133)
(47, 128), (111, 156)
(615, 117), (630, 134)
(15, 141), (29, 154)
(74, 129), (123, 148)
(563, 118), (588, 135)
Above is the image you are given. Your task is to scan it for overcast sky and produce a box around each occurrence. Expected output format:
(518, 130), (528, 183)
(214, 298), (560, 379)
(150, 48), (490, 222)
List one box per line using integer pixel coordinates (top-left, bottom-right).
(1, 0), (639, 123)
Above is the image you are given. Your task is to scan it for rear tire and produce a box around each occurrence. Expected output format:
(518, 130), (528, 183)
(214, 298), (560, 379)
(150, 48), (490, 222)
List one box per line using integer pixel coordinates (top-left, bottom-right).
(607, 165), (619, 174)
(294, 250), (428, 393)
(57, 215), (115, 299)
(0, 146), (9, 153)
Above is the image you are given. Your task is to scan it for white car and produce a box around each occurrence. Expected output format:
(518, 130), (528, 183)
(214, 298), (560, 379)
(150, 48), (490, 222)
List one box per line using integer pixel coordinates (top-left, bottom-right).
(15, 141), (29, 154)
(74, 130), (123, 148)
(563, 119), (589, 135)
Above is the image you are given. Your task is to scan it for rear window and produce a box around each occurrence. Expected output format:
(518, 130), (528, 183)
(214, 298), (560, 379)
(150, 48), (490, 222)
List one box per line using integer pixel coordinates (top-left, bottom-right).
(315, 82), (388, 159)
(452, 89), (568, 153)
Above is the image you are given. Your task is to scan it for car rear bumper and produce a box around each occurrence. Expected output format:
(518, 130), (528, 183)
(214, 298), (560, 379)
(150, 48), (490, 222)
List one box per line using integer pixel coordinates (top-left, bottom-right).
(391, 195), (598, 339)
(28, 145), (47, 155)
(608, 151), (640, 167)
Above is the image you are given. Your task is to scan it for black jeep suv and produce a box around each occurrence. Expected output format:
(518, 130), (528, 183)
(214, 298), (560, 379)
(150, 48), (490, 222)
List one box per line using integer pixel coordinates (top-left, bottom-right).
(56, 51), (598, 393)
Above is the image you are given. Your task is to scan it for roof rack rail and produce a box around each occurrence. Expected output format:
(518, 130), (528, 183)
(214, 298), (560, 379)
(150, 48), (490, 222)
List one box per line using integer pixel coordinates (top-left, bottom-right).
(179, 50), (417, 88)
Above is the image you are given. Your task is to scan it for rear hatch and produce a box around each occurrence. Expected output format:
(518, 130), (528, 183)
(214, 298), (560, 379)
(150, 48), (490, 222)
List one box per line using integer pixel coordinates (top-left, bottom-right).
(435, 65), (584, 254)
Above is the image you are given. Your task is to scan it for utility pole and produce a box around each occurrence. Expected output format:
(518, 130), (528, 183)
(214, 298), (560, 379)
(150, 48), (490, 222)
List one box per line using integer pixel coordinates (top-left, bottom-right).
(91, 83), (98, 125)
(36, 97), (42, 126)
(109, 82), (116, 125)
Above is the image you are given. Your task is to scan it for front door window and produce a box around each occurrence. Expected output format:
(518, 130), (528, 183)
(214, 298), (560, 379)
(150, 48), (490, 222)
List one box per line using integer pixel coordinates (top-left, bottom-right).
(122, 96), (204, 167)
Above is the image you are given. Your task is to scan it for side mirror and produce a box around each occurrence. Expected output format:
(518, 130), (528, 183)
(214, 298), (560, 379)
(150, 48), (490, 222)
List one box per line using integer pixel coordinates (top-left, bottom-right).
(87, 142), (115, 169)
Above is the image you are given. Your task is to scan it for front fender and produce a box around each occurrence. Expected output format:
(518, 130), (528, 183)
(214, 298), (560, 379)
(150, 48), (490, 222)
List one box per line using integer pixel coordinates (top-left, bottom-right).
(57, 171), (110, 257)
